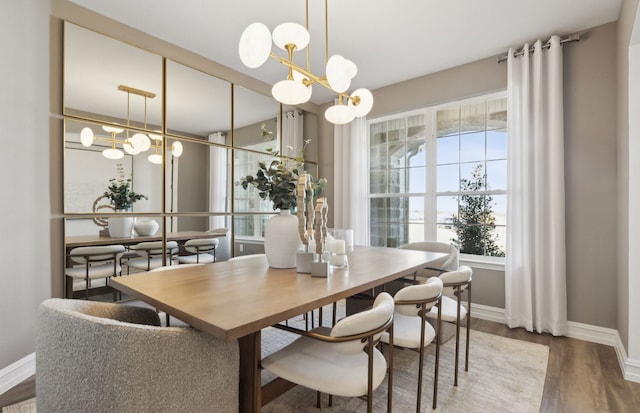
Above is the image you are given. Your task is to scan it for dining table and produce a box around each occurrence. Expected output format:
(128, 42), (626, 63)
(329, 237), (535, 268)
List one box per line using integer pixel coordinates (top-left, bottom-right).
(110, 245), (447, 413)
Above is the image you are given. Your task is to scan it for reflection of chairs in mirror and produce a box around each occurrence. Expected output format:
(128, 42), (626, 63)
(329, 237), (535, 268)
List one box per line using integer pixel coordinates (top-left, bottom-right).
(125, 241), (179, 272)
(178, 238), (219, 264)
(65, 245), (125, 300)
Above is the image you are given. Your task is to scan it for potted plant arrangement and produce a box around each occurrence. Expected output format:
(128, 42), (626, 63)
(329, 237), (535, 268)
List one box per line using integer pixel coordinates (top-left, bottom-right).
(104, 163), (148, 237)
(237, 124), (327, 268)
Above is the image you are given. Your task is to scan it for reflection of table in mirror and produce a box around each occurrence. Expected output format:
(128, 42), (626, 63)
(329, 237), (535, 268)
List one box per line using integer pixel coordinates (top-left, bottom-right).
(65, 231), (226, 299)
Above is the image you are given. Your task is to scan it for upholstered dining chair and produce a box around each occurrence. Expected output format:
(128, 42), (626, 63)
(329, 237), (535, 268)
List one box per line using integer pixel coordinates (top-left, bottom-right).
(426, 265), (473, 386)
(261, 292), (396, 413)
(380, 277), (443, 411)
(65, 244), (125, 300)
(36, 298), (239, 413)
(125, 240), (179, 272)
(399, 241), (459, 281)
(178, 238), (219, 264)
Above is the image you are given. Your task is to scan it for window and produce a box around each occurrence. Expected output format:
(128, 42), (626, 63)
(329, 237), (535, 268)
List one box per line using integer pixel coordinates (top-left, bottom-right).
(368, 93), (507, 259)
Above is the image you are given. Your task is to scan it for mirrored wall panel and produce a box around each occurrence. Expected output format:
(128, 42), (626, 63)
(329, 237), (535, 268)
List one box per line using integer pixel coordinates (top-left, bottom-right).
(233, 86), (280, 151)
(164, 138), (231, 215)
(64, 22), (163, 129)
(64, 119), (163, 214)
(166, 60), (232, 139)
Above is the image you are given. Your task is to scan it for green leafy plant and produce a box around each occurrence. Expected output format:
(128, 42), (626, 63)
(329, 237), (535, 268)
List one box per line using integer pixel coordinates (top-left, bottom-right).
(237, 124), (327, 211)
(104, 163), (148, 211)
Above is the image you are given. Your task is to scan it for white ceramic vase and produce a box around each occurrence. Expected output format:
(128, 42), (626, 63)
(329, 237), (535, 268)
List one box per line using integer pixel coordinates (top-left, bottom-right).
(134, 219), (159, 236)
(264, 210), (302, 268)
(108, 216), (134, 238)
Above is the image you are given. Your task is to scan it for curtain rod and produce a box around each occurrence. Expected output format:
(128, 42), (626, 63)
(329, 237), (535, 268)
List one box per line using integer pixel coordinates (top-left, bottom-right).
(497, 33), (581, 63)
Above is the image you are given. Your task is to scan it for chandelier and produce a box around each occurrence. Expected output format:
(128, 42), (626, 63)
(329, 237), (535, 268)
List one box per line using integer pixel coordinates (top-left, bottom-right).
(238, 0), (373, 125)
(79, 85), (183, 163)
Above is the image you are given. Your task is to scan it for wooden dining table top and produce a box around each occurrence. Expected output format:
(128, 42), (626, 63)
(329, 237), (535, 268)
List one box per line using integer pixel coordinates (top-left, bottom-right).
(110, 246), (447, 341)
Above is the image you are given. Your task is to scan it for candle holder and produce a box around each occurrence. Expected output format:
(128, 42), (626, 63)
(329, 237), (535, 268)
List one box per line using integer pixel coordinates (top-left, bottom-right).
(329, 238), (349, 269)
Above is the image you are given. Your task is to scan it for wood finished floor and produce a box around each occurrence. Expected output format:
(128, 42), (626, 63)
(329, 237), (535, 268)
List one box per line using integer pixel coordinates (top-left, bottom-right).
(2, 318), (640, 412)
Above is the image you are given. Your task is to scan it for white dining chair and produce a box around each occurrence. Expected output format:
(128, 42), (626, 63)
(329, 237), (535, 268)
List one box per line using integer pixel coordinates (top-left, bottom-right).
(261, 292), (395, 413)
(381, 277), (443, 411)
(426, 265), (472, 386)
(65, 245), (125, 300)
(399, 241), (459, 281)
(178, 238), (219, 264)
(125, 241), (179, 272)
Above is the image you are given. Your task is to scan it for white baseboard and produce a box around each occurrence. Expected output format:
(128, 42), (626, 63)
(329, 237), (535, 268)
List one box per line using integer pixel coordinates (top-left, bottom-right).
(470, 303), (640, 383)
(0, 353), (35, 396)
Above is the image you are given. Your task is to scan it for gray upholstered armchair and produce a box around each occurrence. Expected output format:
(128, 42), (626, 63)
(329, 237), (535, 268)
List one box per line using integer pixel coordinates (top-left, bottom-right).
(36, 298), (238, 412)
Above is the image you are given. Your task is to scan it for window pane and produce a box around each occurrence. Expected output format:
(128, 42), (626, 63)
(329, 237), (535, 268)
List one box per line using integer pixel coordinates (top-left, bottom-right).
(436, 195), (457, 224)
(437, 164), (459, 192)
(460, 131), (485, 163)
(436, 224), (456, 245)
(437, 108), (459, 137)
(460, 101), (486, 133)
(437, 135), (458, 165)
(407, 141), (426, 167)
(486, 159), (507, 190)
(491, 194), (507, 226)
(369, 223), (386, 247)
(407, 114), (426, 141)
(370, 170), (387, 193)
(487, 97), (507, 130)
(370, 198), (386, 222)
(387, 119), (406, 142)
(388, 143), (406, 168)
(370, 144), (388, 169)
(387, 197), (408, 222)
(408, 167), (425, 193)
(408, 196), (424, 221)
(487, 129), (507, 159)
(388, 169), (405, 193)
(370, 122), (386, 145)
(460, 163), (485, 191)
(408, 223), (425, 244)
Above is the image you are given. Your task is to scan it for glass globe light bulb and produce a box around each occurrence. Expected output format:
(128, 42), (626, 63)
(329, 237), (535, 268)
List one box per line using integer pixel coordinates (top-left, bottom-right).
(239, 23), (272, 68)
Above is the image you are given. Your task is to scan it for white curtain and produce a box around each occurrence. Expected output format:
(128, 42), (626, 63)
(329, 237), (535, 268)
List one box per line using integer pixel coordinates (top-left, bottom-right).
(281, 110), (304, 158)
(208, 132), (227, 230)
(333, 117), (369, 245)
(505, 36), (567, 335)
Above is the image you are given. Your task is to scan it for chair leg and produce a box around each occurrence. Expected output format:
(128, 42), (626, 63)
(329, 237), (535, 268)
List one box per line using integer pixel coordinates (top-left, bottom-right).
(433, 300), (442, 409)
(316, 391), (321, 408)
(416, 306), (426, 413)
(465, 283), (471, 372)
(454, 288), (462, 386)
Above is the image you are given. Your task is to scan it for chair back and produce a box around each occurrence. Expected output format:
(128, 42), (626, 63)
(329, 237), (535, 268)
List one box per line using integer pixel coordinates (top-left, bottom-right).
(394, 277), (443, 317)
(184, 238), (219, 254)
(439, 265), (472, 296)
(69, 245), (125, 265)
(330, 292), (394, 354)
(131, 241), (178, 257)
(399, 241), (459, 272)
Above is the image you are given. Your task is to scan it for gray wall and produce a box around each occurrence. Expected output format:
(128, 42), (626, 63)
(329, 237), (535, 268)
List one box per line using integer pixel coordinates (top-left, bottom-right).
(0, 0), (51, 368)
(318, 22), (619, 329)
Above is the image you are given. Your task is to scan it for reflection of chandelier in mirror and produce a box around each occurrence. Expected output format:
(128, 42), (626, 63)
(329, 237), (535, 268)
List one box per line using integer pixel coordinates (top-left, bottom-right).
(147, 132), (183, 164)
(79, 85), (182, 163)
(238, 0), (373, 125)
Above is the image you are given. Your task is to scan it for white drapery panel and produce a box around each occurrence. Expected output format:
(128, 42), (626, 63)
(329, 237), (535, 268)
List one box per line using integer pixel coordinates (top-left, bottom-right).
(208, 132), (227, 230)
(280, 110), (304, 158)
(505, 36), (567, 336)
(333, 117), (369, 245)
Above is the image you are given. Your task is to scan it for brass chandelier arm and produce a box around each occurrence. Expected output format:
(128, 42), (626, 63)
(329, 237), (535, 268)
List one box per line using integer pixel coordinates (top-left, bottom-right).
(268, 51), (360, 106)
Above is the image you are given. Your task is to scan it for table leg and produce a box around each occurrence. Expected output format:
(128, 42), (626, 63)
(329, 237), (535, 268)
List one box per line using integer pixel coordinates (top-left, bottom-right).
(238, 330), (261, 413)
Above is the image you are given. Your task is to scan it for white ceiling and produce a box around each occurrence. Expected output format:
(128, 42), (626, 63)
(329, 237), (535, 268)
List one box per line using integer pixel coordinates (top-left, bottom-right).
(68, 0), (621, 106)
